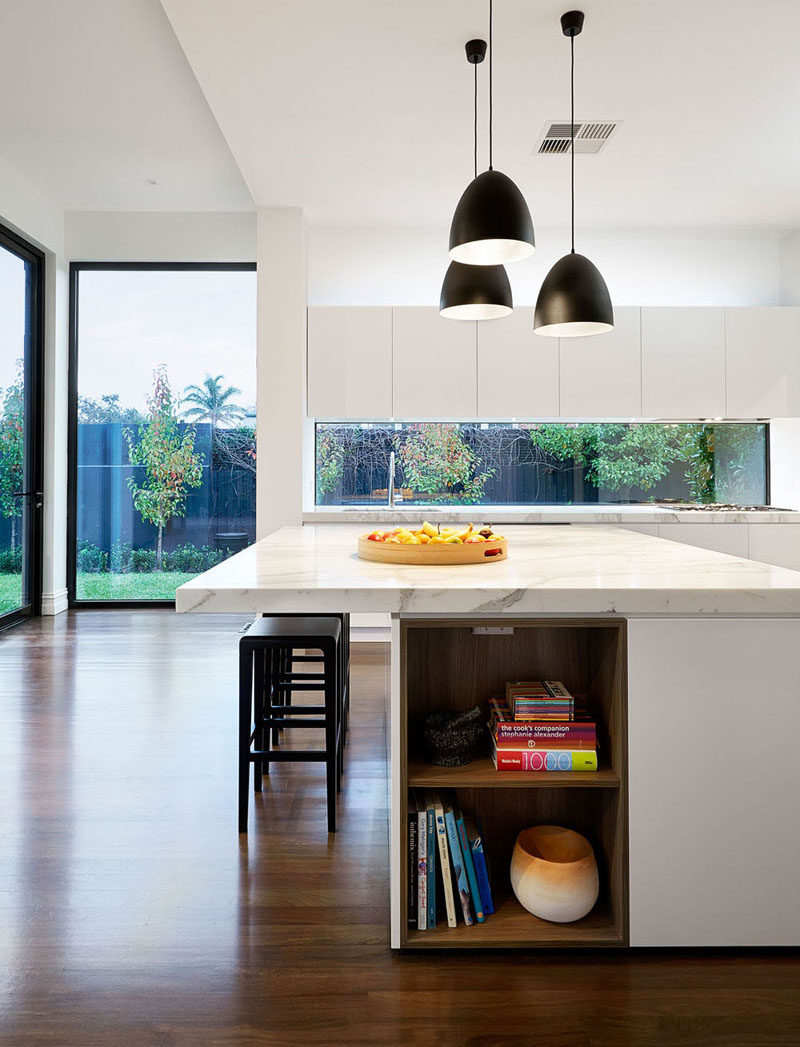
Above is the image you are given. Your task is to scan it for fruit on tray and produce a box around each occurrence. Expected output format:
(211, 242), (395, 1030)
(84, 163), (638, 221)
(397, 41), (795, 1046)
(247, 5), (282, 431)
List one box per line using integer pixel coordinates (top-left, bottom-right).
(365, 522), (505, 545)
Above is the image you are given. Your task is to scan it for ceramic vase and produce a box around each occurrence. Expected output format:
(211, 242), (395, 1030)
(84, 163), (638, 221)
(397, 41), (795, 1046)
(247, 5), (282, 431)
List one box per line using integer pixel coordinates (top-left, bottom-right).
(510, 825), (599, 923)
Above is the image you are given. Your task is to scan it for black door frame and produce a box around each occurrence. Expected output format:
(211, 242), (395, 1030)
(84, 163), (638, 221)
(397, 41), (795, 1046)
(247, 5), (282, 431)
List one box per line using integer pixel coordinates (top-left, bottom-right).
(67, 261), (256, 608)
(0, 221), (45, 630)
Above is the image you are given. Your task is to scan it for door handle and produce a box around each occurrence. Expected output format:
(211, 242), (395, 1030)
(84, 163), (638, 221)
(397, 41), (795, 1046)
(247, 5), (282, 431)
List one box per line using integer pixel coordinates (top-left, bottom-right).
(13, 491), (43, 509)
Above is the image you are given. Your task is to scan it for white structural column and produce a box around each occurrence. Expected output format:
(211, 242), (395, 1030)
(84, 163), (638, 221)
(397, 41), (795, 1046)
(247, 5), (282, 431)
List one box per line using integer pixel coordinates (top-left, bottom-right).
(41, 254), (69, 614)
(256, 208), (308, 538)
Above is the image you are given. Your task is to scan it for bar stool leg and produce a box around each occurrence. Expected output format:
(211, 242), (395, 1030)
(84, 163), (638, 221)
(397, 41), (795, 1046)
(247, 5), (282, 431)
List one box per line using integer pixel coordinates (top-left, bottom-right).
(324, 645), (337, 833)
(270, 647), (281, 745)
(253, 648), (264, 790)
(238, 646), (253, 833)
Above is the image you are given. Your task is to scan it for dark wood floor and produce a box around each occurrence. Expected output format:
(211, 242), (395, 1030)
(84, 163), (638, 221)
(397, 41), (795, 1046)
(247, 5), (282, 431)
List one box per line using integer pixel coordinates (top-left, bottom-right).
(1, 611), (798, 1047)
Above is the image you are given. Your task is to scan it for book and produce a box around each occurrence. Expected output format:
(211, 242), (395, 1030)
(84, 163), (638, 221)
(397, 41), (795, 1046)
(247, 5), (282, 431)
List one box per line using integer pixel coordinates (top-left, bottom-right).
(456, 804), (485, 922)
(429, 792), (458, 928)
(491, 738), (598, 772)
(490, 699), (596, 749)
(443, 798), (474, 926)
(415, 792), (427, 930)
(505, 681), (575, 722)
(465, 814), (494, 915)
(426, 798), (436, 929)
(407, 796), (418, 930)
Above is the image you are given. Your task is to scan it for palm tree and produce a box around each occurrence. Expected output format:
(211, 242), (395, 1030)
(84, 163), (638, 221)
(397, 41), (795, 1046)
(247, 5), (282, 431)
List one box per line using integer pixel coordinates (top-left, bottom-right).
(182, 374), (245, 428)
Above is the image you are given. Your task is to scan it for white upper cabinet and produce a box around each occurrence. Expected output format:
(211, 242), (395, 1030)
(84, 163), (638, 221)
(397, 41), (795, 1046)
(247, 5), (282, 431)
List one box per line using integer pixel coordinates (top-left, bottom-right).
(726, 307), (800, 417)
(477, 308), (559, 418)
(392, 307), (477, 418)
(307, 307), (392, 419)
(558, 306), (642, 417)
(641, 307), (725, 418)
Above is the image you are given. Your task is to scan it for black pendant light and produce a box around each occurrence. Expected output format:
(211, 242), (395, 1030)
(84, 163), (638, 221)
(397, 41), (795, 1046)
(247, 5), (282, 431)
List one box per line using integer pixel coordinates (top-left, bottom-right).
(534, 11), (613, 337)
(448, 0), (535, 266)
(440, 39), (512, 320)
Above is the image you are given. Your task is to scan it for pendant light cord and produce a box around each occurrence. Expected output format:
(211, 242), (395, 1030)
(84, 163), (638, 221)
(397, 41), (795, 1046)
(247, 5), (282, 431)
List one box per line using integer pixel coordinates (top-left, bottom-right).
(473, 60), (478, 178)
(488, 0), (493, 170)
(570, 31), (575, 253)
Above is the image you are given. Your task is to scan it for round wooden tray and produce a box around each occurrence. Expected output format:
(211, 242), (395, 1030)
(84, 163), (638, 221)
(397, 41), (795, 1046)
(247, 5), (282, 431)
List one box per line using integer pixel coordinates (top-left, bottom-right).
(358, 535), (507, 565)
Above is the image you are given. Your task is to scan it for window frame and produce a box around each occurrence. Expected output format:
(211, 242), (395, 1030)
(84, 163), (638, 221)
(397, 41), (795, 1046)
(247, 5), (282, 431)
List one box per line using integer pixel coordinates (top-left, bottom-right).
(67, 261), (257, 609)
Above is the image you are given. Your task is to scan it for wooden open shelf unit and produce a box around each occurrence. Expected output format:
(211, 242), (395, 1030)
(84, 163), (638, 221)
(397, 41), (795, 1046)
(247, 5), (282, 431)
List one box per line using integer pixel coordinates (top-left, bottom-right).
(399, 618), (629, 950)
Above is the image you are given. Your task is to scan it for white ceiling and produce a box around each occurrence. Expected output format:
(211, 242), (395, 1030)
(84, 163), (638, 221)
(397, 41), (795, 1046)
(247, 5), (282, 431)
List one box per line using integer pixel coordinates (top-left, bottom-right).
(158, 0), (800, 230)
(0, 0), (252, 211)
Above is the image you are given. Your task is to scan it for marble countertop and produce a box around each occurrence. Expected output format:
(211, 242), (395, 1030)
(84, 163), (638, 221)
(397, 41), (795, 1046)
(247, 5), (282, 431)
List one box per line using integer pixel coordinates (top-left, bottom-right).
(175, 524), (800, 617)
(303, 505), (800, 525)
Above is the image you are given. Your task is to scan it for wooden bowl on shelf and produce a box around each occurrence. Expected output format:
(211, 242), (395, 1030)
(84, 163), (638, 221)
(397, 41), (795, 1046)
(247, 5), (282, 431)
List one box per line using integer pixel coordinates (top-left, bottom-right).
(510, 825), (599, 923)
(357, 535), (507, 565)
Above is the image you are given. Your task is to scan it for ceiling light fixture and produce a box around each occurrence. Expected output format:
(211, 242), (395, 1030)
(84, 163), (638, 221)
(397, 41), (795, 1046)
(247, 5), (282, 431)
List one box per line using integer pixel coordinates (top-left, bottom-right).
(448, 0), (535, 266)
(441, 38), (512, 320)
(534, 11), (613, 338)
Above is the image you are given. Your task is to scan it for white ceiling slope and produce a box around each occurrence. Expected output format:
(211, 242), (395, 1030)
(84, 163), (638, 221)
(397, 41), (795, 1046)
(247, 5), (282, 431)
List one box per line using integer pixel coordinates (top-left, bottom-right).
(160, 0), (800, 230)
(0, 0), (253, 211)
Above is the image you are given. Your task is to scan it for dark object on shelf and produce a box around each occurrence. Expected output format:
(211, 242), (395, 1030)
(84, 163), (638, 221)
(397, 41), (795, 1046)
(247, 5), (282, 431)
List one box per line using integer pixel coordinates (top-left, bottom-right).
(423, 705), (485, 766)
(215, 531), (248, 554)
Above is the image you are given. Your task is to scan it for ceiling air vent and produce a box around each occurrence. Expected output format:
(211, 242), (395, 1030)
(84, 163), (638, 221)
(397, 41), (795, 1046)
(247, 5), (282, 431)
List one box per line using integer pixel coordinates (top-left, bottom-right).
(535, 120), (620, 155)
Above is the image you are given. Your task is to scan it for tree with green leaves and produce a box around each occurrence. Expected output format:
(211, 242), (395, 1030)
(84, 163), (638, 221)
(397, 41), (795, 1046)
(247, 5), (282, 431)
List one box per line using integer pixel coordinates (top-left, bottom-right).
(78, 393), (144, 424)
(182, 374), (245, 428)
(398, 424), (494, 503)
(125, 366), (203, 570)
(0, 363), (25, 552)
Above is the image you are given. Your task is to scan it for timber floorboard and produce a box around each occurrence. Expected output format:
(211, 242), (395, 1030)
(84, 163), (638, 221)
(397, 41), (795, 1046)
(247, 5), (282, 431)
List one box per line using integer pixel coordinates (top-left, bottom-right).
(0, 610), (798, 1047)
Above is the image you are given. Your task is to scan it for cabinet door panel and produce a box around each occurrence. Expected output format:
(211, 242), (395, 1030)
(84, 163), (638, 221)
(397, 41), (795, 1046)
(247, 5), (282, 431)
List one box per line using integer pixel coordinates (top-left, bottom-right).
(628, 618), (800, 946)
(558, 307), (641, 417)
(392, 308), (477, 418)
(477, 308), (559, 417)
(726, 307), (800, 417)
(641, 307), (725, 417)
(307, 307), (392, 419)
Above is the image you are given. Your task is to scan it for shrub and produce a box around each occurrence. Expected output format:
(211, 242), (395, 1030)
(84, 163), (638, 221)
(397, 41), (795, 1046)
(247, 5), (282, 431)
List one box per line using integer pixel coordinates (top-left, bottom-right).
(0, 545), (22, 573)
(109, 541), (133, 574)
(163, 543), (224, 573)
(130, 547), (157, 573)
(77, 540), (108, 574)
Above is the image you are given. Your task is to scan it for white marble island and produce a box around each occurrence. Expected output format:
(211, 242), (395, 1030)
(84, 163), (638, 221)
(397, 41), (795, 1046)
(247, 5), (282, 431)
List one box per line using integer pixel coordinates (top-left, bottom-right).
(177, 525), (800, 949)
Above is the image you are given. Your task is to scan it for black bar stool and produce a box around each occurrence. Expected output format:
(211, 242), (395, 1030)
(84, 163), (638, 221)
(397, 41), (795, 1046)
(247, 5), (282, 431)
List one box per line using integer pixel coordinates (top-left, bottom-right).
(239, 616), (343, 834)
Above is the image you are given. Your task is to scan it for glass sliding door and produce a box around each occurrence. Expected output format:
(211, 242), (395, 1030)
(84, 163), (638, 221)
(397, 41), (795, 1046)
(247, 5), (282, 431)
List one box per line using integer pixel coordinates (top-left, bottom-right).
(69, 263), (256, 605)
(0, 224), (44, 625)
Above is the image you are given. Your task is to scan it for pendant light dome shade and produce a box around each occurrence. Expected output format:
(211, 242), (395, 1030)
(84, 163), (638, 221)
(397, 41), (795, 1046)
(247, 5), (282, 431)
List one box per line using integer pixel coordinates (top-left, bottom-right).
(440, 260), (512, 320)
(534, 252), (613, 337)
(448, 170), (535, 265)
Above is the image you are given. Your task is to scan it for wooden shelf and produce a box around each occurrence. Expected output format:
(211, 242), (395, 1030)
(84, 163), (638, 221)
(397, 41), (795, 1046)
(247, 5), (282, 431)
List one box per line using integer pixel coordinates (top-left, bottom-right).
(405, 895), (624, 949)
(408, 755), (619, 790)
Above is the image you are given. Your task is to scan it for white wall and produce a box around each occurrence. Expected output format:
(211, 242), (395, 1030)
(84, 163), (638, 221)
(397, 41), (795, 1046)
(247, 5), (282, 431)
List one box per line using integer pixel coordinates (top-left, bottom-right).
(65, 210), (256, 262)
(0, 156), (69, 614)
(779, 228), (800, 306)
(309, 225), (780, 308)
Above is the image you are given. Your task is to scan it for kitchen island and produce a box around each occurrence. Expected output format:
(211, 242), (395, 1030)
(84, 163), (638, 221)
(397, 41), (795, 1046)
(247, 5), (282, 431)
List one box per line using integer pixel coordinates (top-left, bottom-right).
(177, 524), (800, 949)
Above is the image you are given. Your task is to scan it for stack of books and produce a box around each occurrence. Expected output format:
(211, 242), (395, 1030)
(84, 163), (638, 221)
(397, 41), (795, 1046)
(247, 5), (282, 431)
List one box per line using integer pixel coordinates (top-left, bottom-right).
(407, 790), (494, 931)
(506, 680), (575, 721)
(489, 685), (598, 772)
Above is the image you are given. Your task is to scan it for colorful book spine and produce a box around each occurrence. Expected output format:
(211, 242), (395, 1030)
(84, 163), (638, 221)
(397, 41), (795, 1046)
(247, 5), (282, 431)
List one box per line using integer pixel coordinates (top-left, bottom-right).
(416, 801), (427, 930)
(465, 815), (494, 915)
(444, 803), (474, 926)
(456, 807), (484, 922)
(490, 700), (595, 746)
(430, 793), (458, 928)
(491, 742), (598, 772)
(426, 802), (436, 929)
(407, 801), (418, 930)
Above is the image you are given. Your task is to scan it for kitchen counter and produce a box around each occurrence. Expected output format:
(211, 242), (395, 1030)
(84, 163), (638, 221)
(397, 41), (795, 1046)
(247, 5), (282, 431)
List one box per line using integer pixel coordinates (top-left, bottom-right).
(303, 505), (800, 525)
(175, 523), (800, 617)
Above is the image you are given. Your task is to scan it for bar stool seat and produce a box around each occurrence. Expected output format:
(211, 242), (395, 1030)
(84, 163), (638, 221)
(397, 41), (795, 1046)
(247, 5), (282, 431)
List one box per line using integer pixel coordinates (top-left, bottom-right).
(239, 616), (343, 834)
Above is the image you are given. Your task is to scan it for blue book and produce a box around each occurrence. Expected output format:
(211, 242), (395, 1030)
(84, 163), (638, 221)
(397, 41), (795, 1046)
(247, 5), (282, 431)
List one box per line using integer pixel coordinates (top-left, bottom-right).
(456, 806), (485, 922)
(465, 815), (494, 915)
(443, 801), (474, 926)
(426, 802), (436, 929)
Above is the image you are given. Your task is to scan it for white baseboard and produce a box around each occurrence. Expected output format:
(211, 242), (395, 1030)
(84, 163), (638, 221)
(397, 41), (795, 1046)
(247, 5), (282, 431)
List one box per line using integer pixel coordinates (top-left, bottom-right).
(41, 588), (69, 615)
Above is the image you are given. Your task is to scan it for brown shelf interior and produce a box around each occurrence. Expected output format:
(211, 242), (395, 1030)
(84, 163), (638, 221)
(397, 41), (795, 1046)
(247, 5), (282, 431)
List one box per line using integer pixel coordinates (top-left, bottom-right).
(400, 619), (628, 949)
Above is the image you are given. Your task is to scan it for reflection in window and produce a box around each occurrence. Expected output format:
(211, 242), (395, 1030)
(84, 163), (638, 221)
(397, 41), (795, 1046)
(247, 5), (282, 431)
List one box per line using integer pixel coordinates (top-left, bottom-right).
(74, 267), (256, 601)
(315, 421), (768, 507)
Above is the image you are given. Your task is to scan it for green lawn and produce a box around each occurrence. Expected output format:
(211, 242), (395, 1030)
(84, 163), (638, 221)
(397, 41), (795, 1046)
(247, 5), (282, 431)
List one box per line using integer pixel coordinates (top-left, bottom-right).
(76, 572), (196, 601)
(0, 573), (22, 614)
